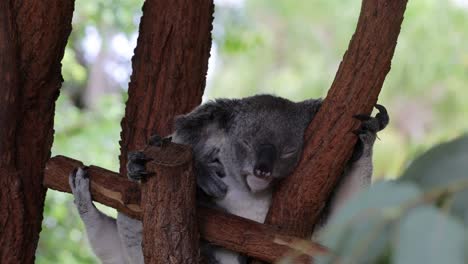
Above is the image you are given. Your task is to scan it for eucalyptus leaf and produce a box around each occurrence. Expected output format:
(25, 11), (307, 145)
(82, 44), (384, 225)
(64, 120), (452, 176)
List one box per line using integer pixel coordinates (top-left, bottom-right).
(451, 190), (468, 225)
(316, 182), (421, 264)
(400, 134), (468, 225)
(400, 134), (468, 189)
(394, 206), (465, 264)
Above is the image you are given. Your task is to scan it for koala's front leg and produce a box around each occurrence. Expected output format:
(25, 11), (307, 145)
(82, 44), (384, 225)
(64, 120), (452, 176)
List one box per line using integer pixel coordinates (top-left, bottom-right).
(69, 168), (128, 264)
(113, 150), (159, 264)
(328, 105), (389, 219)
(116, 213), (143, 264)
(195, 151), (228, 199)
(119, 135), (173, 264)
(170, 132), (228, 199)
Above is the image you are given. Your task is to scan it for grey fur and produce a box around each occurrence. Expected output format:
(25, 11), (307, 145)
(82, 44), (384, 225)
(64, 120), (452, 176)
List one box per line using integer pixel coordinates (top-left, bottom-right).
(68, 94), (388, 264)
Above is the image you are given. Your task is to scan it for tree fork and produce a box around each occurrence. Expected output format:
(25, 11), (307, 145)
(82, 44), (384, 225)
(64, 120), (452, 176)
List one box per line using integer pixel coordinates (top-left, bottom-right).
(44, 155), (328, 262)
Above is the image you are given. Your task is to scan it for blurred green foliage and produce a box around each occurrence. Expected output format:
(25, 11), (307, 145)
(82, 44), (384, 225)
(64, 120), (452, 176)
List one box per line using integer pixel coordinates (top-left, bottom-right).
(38, 0), (468, 263)
(313, 134), (468, 264)
(38, 95), (124, 264)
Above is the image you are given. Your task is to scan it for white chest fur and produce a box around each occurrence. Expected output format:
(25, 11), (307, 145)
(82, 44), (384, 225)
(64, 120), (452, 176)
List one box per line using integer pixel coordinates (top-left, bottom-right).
(213, 174), (272, 263)
(215, 177), (272, 223)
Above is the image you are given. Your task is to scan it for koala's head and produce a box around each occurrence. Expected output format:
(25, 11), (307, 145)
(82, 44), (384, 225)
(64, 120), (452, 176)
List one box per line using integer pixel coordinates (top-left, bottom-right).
(175, 94), (322, 194)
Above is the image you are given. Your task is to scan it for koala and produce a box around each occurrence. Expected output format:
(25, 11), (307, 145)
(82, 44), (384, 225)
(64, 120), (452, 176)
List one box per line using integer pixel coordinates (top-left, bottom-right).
(69, 94), (388, 264)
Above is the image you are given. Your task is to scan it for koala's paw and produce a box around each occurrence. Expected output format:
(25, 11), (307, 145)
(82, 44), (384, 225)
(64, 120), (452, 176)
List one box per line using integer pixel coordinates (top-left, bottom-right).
(148, 133), (172, 147)
(196, 156), (228, 198)
(351, 104), (389, 162)
(69, 167), (94, 215)
(197, 173), (228, 199)
(127, 151), (151, 181)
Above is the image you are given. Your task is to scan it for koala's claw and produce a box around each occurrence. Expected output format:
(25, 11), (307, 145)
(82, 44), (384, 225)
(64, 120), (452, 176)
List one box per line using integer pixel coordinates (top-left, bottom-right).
(351, 104), (389, 162)
(375, 104), (389, 131)
(353, 104), (389, 133)
(127, 151), (151, 181)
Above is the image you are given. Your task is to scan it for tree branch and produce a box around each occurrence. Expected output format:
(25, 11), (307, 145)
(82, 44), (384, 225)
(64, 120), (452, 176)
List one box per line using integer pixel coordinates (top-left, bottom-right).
(118, 0), (215, 261)
(118, 0), (214, 177)
(44, 155), (328, 263)
(264, 0), (408, 238)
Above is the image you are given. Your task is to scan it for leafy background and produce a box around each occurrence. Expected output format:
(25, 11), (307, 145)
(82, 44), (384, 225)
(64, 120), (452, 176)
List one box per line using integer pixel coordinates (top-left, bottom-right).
(37, 0), (468, 263)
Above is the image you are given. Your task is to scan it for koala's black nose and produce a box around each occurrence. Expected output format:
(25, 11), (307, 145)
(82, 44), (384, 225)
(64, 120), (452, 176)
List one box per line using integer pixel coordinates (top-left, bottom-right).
(254, 144), (276, 178)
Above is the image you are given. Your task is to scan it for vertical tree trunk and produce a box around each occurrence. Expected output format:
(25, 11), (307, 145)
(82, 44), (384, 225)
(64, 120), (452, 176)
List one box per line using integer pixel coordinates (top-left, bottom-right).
(0, 0), (74, 263)
(118, 0), (214, 262)
(141, 145), (199, 263)
(119, 0), (214, 177)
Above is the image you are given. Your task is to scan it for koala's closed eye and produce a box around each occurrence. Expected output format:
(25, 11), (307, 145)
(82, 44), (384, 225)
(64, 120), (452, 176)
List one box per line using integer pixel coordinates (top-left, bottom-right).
(240, 140), (253, 150)
(280, 147), (299, 159)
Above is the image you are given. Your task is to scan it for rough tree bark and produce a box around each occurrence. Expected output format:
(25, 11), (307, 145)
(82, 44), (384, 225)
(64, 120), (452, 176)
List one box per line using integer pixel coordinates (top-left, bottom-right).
(119, 0), (214, 176)
(0, 0), (74, 263)
(43, 155), (328, 262)
(141, 145), (199, 263)
(118, 0), (214, 262)
(263, 0), (408, 244)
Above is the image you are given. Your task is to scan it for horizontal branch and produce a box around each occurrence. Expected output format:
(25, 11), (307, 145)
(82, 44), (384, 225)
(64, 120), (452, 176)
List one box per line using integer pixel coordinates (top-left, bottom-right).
(44, 155), (328, 263)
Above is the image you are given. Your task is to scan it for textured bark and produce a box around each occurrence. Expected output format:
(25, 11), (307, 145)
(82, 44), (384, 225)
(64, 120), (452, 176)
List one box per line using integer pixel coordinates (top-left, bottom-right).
(264, 0), (408, 238)
(119, 0), (214, 177)
(44, 155), (328, 262)
(0, 0), (74, 263)
(44, 156), (142, 219)
(197, 207), (327, 262)
(140, 144), (199, 263)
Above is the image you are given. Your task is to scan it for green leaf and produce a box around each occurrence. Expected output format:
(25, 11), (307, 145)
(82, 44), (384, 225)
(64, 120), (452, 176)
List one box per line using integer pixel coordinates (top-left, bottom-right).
(317, 182), (421, 264)
(400, 134), (468, 224)
(395, 206), (465, 264)
(451, 190), (468, 225)
(400, 134), (468, 189)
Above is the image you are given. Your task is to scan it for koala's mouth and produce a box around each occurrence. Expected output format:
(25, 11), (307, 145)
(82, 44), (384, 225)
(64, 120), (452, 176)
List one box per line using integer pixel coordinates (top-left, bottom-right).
(245, 174), (273, 193)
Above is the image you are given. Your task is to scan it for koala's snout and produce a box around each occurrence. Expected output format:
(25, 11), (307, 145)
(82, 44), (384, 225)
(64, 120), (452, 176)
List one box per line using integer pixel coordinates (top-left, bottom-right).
(254, 144), (276, 178)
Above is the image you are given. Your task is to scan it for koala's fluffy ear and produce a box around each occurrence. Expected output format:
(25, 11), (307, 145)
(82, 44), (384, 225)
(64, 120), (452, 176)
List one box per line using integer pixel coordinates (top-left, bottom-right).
(174, 99), (238, 143)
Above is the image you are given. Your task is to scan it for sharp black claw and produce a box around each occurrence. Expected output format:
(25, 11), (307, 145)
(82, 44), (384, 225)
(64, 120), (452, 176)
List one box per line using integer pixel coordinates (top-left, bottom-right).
(374, 104), (387, 114)
(374, 104), (389, 131)
(353, 114), (371, 121)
